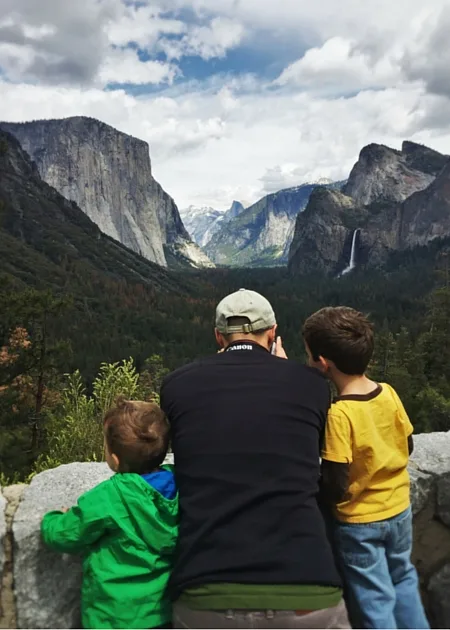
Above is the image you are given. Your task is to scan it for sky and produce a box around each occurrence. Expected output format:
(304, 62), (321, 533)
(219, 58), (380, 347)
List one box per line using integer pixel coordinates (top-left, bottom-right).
(1, 1), (450, 210)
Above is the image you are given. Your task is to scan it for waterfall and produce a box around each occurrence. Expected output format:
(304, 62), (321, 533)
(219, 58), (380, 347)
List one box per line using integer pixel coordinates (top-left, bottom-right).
(340, 229), (359, 276)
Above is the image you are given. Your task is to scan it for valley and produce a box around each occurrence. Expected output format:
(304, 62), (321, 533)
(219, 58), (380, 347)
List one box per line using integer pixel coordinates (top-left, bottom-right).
(1, 117), (450, 482)
(204, 181), (344, 266)
(2, 4), (450, 627)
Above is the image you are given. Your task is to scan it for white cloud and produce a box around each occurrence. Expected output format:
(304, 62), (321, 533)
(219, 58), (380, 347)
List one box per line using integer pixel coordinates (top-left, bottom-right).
(275, 37), (401, 94)
(0, 1), (244, 87)
(259, 165), (337, 195)
(98, 48), (178, 86)
(22, 24), (57, 40)
(158, 17), (245, 61)
(168, 0), (448, 43)
(401, 5), (450, 98)
(1, 0), (450, 212)
(107, 5), (185, 49)
(0, 0), (117, 84)
(2, 78), (449, 210)
(0, 42), (35, 81)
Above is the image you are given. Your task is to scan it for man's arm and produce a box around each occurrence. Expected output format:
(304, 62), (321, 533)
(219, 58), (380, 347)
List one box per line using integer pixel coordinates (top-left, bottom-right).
(41, 482), (110, 554)
(321, 460), (350, 504)
(408, 434), (414, 455)
(318, 382), (332, 453)
(159, 373), (171, 419)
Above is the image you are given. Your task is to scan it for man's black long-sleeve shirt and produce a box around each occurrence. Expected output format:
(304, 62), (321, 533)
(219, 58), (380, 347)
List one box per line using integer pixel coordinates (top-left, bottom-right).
(160, 341), (342, 599)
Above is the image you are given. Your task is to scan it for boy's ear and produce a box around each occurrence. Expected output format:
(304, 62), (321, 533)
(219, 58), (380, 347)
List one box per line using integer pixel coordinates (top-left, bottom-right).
(317, 355), (332, 374)
(111, 453), (120, 472)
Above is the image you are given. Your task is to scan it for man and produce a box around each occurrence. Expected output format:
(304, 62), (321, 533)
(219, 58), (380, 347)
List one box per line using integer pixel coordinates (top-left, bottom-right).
(160, 289), (349, 629)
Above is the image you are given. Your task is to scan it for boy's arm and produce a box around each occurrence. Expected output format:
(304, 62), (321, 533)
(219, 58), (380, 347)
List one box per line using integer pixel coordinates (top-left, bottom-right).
(408, 435), (414, 455)
(321, 460), (350, 503)
(41, 481), (111, 554)
(321, 408), (353, 505)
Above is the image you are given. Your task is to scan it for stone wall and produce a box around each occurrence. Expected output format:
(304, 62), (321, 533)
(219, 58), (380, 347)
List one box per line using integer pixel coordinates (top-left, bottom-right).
(1, 437), (450, 628)
(407, 432), (450, 627)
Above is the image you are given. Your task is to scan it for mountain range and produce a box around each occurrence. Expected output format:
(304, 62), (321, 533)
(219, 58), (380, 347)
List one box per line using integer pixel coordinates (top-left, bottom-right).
(0, 117), (213, 270)
(288, 141), (450, 274)
(1, 114), (450, 279)
(179, 140), (450, 274)
(180, 200), (245, 248)
(203, 180), (343, 267)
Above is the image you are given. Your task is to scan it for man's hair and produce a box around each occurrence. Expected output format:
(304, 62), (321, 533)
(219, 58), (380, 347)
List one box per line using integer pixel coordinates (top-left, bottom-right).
(302, 306), (374, 375)
(103, 397), (169, 474)
(222, 316), (271, 339)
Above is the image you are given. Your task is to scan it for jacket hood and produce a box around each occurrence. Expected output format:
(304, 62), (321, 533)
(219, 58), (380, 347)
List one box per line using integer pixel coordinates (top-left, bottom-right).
(111, 464), (178, 552)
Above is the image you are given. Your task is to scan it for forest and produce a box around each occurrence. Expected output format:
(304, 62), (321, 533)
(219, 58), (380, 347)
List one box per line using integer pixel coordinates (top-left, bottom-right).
(1, 237), (450, 482)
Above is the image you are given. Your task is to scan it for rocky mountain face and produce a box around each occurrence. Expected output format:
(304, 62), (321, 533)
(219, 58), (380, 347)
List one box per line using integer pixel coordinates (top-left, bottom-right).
(180, 205), (225, 248)
(205, 182), (342, 267)
(225, 200), (246, 222)
(180, 200), (245, 248)
(343, 142), (441, 205)
(0, 129), (186, 293)
(289, 141), (450, 275)
(0, 117), (213, 269)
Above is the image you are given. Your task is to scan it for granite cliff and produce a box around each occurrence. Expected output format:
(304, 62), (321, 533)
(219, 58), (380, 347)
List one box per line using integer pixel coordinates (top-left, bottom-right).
(289, 141), (450, 275)
(206, 181), (342, 267)
(343, 141), (445, 205)
(0, 129), (186, 293)
(0, 117), (213, 269)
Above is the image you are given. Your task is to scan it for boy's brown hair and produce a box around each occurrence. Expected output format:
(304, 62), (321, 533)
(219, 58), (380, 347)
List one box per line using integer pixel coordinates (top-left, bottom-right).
(303, 306), (374, 375)
(103, 398), (169, 474)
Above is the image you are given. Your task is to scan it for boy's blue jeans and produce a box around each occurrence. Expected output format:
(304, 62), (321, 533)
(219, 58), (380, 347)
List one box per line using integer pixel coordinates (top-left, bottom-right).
(333, 507), (429, 629)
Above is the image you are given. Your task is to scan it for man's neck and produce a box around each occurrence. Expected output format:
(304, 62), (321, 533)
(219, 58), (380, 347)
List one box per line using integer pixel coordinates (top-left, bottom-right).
(224, 336), (269, 351)
(333, 373), (377, 397)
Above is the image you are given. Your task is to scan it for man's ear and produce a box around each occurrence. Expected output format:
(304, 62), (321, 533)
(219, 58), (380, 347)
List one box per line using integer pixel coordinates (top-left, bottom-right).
(215, 328), (226, 348)
(268, 324), (277, 345)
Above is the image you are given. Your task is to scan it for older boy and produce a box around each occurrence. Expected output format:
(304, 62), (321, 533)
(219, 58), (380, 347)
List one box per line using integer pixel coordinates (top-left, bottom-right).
(302, 306), (429, 629)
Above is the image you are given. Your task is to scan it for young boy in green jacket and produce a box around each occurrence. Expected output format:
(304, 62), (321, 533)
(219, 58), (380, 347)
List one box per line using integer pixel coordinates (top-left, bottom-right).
(41, 398), (179, 630)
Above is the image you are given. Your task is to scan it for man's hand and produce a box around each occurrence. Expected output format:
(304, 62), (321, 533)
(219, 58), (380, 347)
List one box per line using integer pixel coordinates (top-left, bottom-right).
(61, 507), (70, 513)
(275, 336), (288, 359)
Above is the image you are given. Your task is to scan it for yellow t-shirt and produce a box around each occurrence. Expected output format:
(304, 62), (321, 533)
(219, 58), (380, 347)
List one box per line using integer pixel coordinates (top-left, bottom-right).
(321, 382), (413, 524)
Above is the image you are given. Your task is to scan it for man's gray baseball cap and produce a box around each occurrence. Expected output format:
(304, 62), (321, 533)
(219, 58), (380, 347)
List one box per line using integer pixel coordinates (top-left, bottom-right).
(215, 288), (276, 334)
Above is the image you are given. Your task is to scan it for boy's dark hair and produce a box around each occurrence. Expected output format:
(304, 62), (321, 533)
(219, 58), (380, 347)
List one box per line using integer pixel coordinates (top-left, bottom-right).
(103, 397), (169, 474)
(302, 306), (374, 375)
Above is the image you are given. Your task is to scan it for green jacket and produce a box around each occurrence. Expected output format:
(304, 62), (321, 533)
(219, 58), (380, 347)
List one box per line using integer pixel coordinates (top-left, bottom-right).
(41, 465), (179, 629)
